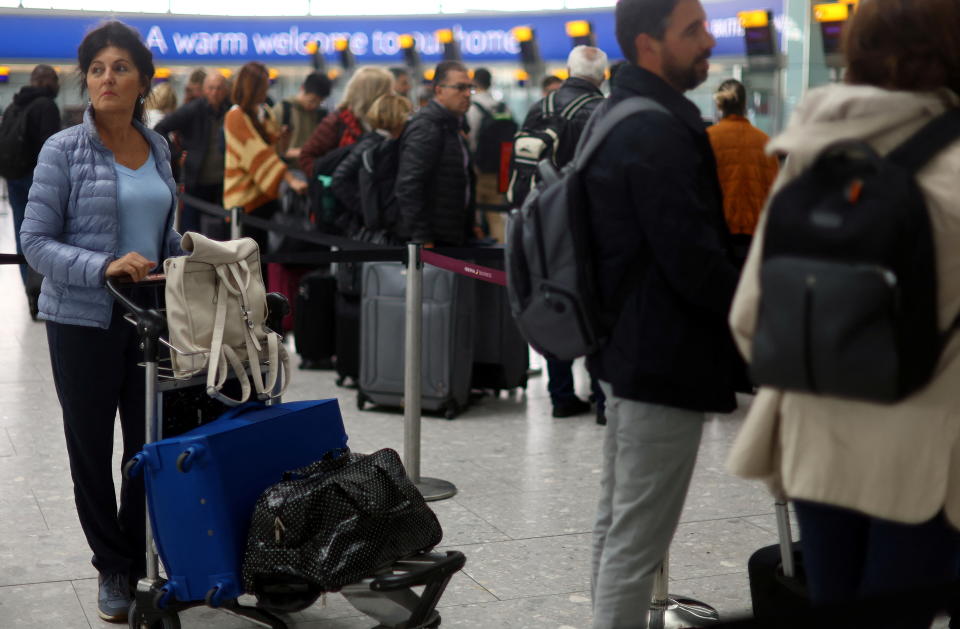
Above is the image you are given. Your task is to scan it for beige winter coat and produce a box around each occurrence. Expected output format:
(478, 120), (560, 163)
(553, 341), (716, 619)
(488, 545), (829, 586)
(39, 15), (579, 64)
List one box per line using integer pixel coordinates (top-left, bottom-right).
(726, 84), (960, 528)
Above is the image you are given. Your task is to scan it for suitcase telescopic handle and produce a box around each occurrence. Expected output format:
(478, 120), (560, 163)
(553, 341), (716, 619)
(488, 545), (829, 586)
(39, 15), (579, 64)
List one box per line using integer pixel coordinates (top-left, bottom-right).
(775, 501), (796, 578)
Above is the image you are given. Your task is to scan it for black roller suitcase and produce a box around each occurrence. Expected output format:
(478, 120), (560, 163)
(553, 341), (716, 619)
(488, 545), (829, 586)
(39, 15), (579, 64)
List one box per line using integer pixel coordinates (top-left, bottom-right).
(294, 270), (337, 369)
(335, 292), (361, 386)
(748, 502), (811, 625)
(471, 257), (528, 393)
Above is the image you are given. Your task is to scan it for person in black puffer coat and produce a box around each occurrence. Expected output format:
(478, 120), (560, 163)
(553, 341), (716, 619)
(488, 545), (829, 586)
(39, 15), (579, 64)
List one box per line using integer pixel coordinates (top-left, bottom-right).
(394, 61), (476, 247)
(332, 92), (412, 238)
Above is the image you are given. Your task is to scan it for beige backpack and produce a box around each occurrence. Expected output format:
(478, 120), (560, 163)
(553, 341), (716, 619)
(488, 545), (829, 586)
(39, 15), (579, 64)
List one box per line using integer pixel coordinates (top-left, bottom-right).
(164, 232), (289, 405)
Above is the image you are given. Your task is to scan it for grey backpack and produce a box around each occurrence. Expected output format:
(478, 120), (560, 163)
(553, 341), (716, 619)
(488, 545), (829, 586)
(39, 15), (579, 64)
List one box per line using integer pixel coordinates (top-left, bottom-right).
(504, 97), (668, 360)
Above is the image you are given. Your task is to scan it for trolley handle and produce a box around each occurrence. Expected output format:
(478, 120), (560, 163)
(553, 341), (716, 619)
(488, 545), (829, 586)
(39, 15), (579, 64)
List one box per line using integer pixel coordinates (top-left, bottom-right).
(105, 275), (164, 318)
(370, 551), (466, 592)
(106, 277), (166, 357)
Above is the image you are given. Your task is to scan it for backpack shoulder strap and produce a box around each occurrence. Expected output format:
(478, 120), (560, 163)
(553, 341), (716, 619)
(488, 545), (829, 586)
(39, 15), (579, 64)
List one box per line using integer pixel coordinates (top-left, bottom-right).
(887, 109), (960, 174)
(574, 97), (671, 170)
(559, 93), (603, 121)
(541, 91), (557, 118)
(282, 100), (292, 128)
(473, 101), (491, 118)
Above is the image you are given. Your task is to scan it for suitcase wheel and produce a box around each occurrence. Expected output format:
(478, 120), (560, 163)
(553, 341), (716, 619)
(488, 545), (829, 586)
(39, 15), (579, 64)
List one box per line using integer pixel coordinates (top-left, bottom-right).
(204, 584), (227, 608)
(127, 600), (181, 629)
(123, 453), (146, 480)
(357, 392), (368, 411)
(175, 446), (204, 473)
(443, 401), (460, 421)
(336, 375), (346, 387)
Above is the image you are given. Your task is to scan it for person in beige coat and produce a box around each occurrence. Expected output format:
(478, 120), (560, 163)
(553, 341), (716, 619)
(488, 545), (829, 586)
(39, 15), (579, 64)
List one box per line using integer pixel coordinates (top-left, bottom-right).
(727, 0), (960, 624)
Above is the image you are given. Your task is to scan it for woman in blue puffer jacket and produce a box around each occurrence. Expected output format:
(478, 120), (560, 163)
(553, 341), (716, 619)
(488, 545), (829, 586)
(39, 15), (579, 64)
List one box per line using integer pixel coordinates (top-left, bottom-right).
(20, 21), (182, 623)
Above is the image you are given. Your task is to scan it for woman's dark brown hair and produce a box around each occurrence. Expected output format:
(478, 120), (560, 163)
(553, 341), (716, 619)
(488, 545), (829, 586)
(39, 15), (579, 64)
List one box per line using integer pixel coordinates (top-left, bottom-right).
(843, 0), (960, 95)
(78, 21), (155, 123)
(231, 62), (271, 143)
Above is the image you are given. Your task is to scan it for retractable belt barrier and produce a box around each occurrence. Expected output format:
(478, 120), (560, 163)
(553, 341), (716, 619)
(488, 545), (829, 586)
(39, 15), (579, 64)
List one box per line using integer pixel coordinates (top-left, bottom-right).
(180, 192), (509, 284)
(0, 195), (514, 504)
(421, 250), (506, 286)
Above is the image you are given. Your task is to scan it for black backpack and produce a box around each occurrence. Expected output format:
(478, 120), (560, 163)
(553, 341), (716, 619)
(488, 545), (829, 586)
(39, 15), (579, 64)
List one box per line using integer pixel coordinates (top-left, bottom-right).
(473, 101), (517, 174)
(0, 102), (35, 179)
(308, 128), (354, 235)
(358, 137), (400, 232)
(505, 97), (668, 360)
(268, 175), (318, 255)
(751, 110), (960, 402)
(506, 90), (603, 208)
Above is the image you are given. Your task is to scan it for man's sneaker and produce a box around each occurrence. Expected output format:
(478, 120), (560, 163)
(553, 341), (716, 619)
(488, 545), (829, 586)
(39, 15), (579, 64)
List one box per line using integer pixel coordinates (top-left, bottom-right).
(552, 397), (591, 418)
(97, 572), (131, 622)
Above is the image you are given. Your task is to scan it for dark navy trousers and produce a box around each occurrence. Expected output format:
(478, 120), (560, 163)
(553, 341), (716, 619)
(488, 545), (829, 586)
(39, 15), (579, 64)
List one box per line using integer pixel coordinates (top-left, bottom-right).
(46, 305), (147, 578)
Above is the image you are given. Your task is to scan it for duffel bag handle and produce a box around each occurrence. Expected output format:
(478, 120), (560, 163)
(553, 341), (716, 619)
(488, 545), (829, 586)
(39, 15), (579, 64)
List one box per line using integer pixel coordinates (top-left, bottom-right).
(283, 448), (352, 481)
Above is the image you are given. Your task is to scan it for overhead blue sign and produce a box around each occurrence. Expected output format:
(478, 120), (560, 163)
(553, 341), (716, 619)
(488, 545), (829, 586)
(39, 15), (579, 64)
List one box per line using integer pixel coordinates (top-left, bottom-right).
(0, 2), (783, 63)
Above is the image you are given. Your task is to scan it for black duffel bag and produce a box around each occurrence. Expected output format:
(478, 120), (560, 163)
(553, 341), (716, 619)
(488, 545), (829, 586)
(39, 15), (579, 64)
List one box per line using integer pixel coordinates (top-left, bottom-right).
(242, 448), (442, 597)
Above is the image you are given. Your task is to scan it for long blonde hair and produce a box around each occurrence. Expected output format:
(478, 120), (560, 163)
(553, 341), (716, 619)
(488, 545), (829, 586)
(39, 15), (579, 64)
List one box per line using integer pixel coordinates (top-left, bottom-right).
(146, 82), (177, 114)
(365, 93), (412, 135)
(339, 67), (394, 121)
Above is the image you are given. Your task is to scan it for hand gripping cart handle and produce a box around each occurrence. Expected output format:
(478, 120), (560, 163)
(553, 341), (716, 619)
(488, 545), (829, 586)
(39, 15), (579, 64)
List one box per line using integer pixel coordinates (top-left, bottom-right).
(107, 277), (293, 629)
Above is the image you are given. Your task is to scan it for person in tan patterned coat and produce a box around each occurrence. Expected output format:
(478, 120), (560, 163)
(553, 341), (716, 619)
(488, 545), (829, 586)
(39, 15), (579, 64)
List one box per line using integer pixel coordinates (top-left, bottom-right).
(224, 62), (306, 253)
(727, 1), (960, 624)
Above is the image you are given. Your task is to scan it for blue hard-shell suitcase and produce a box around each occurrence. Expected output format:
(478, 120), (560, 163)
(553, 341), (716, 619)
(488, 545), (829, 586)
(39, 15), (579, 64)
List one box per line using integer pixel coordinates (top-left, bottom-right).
(126, 399), (349, 606)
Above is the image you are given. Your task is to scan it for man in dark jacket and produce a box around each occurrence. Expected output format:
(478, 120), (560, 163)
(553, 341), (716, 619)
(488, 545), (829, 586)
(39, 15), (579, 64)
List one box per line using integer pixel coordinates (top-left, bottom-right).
(520, 45), (607, 171)
(585, 0), (741, 626)
(395, 60), (476, 246)
(519, 45), (608, 422)
(3, 64), (60, 318)
(155, 72), (230, 234)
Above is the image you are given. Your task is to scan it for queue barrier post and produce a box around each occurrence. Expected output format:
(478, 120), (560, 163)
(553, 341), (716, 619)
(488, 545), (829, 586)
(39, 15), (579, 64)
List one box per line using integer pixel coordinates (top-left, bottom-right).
(647, 551), (720, 628)
(403, 243), (457, 502)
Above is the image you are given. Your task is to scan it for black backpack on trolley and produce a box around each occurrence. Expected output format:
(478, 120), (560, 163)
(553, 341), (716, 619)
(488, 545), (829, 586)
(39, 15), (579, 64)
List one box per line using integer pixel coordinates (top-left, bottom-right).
(750, 109), (960, 402)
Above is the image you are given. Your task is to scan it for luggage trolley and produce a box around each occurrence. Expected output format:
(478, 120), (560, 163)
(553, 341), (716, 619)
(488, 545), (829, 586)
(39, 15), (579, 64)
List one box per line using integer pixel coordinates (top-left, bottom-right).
(107, 278), (466, 629)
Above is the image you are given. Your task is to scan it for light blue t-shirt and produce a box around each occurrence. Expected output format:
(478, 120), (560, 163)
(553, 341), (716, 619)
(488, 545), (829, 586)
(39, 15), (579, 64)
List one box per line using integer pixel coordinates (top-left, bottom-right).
(115, 151), (172, 268)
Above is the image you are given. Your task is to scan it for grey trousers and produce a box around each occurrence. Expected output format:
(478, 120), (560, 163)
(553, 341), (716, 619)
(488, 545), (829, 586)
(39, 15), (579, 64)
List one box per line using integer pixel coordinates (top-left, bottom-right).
(591, 382), (704, 629)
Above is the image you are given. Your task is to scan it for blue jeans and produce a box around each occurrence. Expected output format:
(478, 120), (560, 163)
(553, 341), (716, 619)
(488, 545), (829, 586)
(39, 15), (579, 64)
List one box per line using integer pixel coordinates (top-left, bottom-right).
(795, 499), (960, 628)
(6, 174), (32, 286)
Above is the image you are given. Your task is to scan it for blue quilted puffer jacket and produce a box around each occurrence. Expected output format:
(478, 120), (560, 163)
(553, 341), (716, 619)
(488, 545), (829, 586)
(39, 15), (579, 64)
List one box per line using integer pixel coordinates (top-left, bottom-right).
(21, 107), (183, 329)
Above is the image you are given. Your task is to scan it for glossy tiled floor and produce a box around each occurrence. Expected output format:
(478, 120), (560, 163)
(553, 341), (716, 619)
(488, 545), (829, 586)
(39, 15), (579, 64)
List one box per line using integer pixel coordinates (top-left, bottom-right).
(0, 194), (782, 628)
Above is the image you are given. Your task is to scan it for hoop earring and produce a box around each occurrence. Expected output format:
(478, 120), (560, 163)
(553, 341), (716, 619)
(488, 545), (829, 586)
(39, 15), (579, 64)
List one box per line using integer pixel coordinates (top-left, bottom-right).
(138, 95), (145, 106)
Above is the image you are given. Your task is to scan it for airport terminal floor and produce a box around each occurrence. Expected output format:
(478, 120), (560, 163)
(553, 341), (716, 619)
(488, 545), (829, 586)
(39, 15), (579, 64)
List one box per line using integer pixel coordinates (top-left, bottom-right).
(0, 194), (944, 629)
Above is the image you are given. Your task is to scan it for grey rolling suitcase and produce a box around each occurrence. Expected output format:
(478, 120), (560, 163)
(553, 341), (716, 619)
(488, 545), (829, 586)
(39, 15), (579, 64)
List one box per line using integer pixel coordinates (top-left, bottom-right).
(358, 262), (475, 419)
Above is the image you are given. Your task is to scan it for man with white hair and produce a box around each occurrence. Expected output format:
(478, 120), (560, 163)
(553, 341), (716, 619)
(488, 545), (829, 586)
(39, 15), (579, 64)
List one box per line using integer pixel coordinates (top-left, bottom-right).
(514, 45), (609, 423)
(519, 45), (608, 169)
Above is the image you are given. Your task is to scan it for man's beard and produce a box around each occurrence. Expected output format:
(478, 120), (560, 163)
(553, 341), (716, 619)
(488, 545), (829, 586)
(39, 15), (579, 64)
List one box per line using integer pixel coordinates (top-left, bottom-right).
(663, 50), (711, 92)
